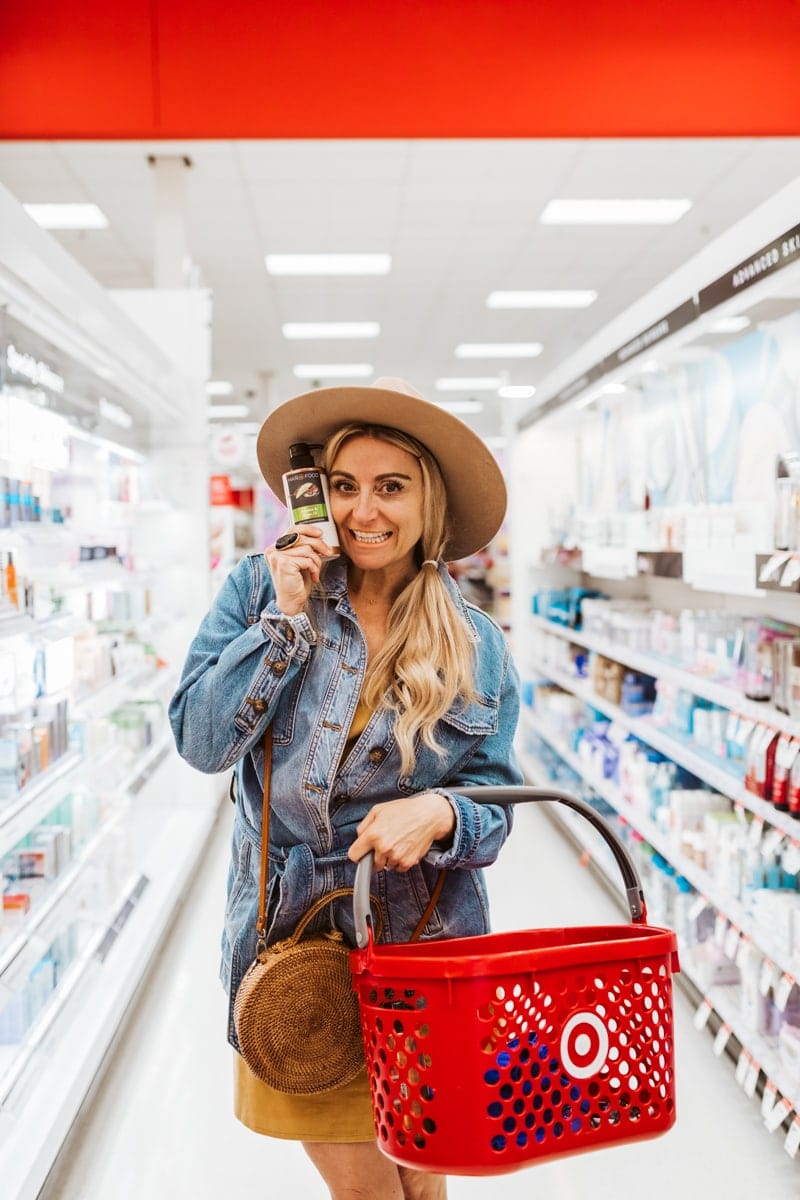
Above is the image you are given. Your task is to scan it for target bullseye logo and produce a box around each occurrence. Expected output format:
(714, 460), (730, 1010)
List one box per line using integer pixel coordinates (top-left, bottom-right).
(560, 1012), (609, 1078)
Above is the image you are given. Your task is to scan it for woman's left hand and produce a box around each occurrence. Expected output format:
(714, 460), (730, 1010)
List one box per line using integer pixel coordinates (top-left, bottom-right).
(348, 792), (456, 872)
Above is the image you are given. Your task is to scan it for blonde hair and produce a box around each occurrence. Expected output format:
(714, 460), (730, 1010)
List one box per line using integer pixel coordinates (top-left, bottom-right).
(322, 424), (477, 775)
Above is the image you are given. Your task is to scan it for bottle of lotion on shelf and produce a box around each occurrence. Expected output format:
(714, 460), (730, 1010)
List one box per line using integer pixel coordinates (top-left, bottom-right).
(281, 443), (340, 552)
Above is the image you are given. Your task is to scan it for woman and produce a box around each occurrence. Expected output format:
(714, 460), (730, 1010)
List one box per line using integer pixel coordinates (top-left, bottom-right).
(169, 378), (523, 1200)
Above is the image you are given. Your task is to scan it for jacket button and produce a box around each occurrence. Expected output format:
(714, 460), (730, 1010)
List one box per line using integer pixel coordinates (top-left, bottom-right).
(368, 747), (387, 764)
(272, 660), (287, 674)
(282, 623), (296, 641)
(332, 792), (350, 806)
(252, 698), (267, 713)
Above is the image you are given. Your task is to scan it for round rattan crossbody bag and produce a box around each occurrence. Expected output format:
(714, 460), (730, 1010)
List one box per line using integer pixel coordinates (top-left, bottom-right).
(233, 728), (444, 1095)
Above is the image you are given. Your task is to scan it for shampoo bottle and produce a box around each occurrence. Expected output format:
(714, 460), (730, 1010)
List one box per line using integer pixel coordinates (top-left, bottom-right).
(281, 443), (339, 552)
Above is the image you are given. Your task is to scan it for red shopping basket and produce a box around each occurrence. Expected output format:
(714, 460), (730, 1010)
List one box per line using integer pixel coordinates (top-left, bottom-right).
(350, 786), (680, 1176)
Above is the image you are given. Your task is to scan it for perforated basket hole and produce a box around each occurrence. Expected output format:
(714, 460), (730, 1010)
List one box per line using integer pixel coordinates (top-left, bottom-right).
(364, 986), (439, 1152)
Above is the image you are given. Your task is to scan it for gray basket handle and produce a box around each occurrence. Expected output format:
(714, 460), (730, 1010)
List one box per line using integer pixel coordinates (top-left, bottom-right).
(353, 786), (646, 949)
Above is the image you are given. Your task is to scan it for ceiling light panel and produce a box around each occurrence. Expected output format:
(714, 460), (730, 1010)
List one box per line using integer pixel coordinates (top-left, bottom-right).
(292, 363), (373, 378)
(455, 343), (543, 358)
(208, 405), (251, 418)
(540, 198), (692, 225)
(206, 380), (235, 395)
(710, 316), (751, 333)
(487, 290), (598, 309)
(23, 202), (109, 230)
(437, 400), (484, 414)
(498, 385), (536, 399)
(435, 377), (503, 391)
(265, 254), (391, 275)
(282, 322), (380, 339)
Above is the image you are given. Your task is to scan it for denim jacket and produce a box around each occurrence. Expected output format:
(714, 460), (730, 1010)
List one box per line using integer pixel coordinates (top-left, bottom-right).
(169, 554), (522, 1050)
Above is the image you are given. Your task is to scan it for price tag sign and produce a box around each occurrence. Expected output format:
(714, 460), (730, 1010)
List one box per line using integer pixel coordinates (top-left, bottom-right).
(712, 1023), (732, 1056)
(765, 1096), (793, 1134)
(782, 840), (800, 877)
(693, 999), (713, 1031)
(761, 828), (785, 860)
(775, 973), (795, 1013)
(762, 1080), (778, 1119)
(759, 958), (778, 998)
(735, 935), (751, 969)
(744, 1058), (760, 1099)
(688, 894), (709, 921)
(714, 913), (728, 948)
(748, 816), (765, 848)
(784, 1116), (800, 1159)
(735, 1048), (750, 1086)
(724, 924), (741, 961)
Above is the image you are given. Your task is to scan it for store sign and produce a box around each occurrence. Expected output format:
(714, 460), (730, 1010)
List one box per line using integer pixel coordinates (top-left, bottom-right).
(210, 426), (247, 468)
(210, 474), (234, 506)
(4, 343), (65, 394)
(606, 298), (698, 369)
(698, 223), (800, 312)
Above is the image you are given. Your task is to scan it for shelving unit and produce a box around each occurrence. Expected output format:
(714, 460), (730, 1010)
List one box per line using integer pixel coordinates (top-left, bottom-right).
(0, 184), (218, 1199)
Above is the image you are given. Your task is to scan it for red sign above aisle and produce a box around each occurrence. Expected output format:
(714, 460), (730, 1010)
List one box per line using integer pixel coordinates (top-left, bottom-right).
(2, 0), (800, 138)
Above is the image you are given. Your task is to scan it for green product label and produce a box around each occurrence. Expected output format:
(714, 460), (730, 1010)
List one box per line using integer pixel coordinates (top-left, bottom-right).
(292, 502), (326, 521)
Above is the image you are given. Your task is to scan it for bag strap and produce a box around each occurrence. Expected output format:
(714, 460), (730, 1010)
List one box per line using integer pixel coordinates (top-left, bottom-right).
(254, 726), (445, 954)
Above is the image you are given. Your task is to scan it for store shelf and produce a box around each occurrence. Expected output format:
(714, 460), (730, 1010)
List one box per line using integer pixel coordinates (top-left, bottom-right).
(72, 663), (158, 720)
(518, 730), (800, 1117)
(0, 753), (85, 860)
(530, 615), (800, 737)
(0, 809), (126, 980)
(528, 653), (800, 840)
(519, 707), (800, 985)
(0, 747), (220, 1200)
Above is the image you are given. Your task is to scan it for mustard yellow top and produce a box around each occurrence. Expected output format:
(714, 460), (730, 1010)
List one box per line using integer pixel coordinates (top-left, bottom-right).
(233, 695), (376, 1142)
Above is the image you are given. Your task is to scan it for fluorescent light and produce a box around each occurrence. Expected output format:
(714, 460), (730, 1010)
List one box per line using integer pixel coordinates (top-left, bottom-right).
(710, 316), (751, 333)
(600, 383), (627, 395)
(540, 198), (692, 225)
(265, 254), (391, 276)
(292, 363), (373, 379)
(282, 322), (380, 340)
(206, 380), (234, 396)
(498, 385), (536, 399)
(23, 202), (109, 230)
(487, 290), (597, 309)
(435, 377), (503, 392)
(437, 400), (484, 414)
(574, 392), (601, 410)
(208, 404), (251, 419)
(455, 343), (542, 359)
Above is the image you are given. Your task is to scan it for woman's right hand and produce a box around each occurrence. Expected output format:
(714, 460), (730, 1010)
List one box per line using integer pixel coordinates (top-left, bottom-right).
(265, 526), (336, 616)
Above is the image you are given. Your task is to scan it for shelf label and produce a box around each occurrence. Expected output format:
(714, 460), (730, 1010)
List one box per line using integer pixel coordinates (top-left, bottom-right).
(760, 958), (778, 997)
(735, 1047), (750, 1086)
(775, 973), (795, 1013)
(762, 1080), (778, 1119)
(714, 913), (728, 948)
(688, 894), (710, 921)
(761, 828), (785, 860)
(744, 1058), (760, 1099)
(782, 840), (800, 877)
(693, 998), (713, 1031)
(765, 1096), (794, 1134)
(724, 924), (741, 961)
(748, 817), (765, 848)
(784, 1116), (800, 1159)
(735, 935), (751, 969)
(712, 1023), (732, 1056)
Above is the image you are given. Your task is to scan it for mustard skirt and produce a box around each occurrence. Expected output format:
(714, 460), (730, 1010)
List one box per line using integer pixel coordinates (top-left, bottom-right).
(233, 1052), (376, 1142)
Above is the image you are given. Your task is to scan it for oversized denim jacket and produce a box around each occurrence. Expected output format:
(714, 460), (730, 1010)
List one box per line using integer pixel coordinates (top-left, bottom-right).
(169, 553), (523, 1050)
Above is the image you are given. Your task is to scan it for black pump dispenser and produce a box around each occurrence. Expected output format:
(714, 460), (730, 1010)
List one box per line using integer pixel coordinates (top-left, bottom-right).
(289, 442), (315, 470)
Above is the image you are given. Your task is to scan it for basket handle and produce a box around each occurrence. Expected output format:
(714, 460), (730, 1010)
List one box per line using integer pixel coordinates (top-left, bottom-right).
(352, 785), (647, 949)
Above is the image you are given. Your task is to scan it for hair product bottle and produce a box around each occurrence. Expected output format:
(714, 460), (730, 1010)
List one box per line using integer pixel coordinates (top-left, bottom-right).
(281, 443), (340, 552)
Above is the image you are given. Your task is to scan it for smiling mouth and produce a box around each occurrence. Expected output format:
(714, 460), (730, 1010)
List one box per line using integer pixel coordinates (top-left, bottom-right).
(350, 531), (392, 544)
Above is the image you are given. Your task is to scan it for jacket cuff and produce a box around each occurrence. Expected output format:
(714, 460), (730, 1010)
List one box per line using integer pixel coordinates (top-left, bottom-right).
(424, 789), (478, 868)
(259, 601), (317, 653)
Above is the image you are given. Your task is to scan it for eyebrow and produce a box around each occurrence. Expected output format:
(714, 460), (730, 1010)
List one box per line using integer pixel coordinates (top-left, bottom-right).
(329, 470), (413, 481)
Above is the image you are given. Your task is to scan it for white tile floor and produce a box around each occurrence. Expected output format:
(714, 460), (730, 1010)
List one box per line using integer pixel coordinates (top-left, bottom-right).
(41, 800), (800, 1199)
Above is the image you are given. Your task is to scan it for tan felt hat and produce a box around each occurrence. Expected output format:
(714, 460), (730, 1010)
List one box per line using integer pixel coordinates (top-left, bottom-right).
(257, 377), (506, 562)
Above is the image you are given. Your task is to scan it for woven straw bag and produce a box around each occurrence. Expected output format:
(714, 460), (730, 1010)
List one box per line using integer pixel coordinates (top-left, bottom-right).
(233, 728), (444, 1095)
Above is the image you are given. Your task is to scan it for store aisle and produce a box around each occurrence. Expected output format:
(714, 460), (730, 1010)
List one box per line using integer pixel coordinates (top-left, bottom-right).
(42, 797), (799, 1199)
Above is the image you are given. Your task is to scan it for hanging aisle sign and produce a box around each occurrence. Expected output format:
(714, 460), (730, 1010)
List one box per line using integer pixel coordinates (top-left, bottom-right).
(698, 223), (800, 312)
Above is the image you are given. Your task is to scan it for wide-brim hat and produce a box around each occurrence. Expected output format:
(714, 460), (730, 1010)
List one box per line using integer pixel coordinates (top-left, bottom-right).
(257, 377), (506, 562)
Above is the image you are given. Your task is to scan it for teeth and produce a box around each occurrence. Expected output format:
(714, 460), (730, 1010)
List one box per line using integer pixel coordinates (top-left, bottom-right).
(351, 531), (391, 543)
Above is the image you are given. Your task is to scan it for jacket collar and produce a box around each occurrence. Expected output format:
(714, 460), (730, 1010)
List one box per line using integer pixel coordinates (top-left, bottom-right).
(315, 556), (480, 641)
